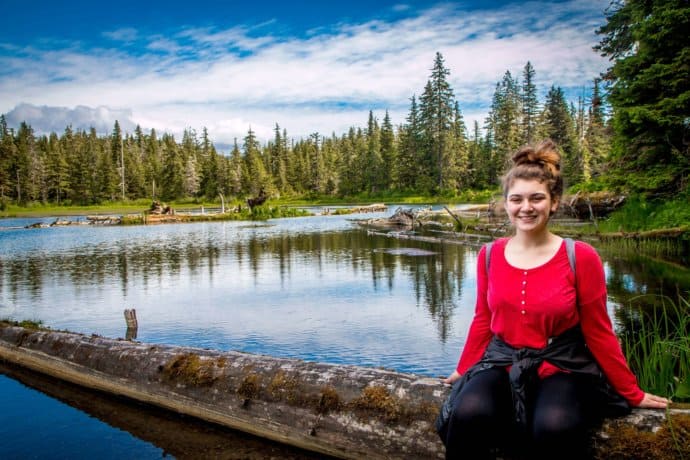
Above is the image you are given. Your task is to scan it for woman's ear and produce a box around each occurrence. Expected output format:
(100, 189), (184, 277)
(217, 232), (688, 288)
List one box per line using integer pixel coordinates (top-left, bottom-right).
(550, 197), (560, 215)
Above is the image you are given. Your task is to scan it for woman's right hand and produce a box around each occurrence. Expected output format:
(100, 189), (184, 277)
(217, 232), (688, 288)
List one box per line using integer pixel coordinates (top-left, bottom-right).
(442, 370), (461, 385)
(636, 392), (671, 409)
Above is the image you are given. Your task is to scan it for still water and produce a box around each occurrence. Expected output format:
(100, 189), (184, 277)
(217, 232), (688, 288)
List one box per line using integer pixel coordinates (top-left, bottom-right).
(1, 210), (688, 458)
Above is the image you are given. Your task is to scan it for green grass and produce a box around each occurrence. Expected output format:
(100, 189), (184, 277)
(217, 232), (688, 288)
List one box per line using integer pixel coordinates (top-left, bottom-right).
(0, 318), (45, 330)
(597, 195), (690, 234)
(619, 294), (690, 402)
(0, 198), (307, 219)
(274, 188), (498, 206)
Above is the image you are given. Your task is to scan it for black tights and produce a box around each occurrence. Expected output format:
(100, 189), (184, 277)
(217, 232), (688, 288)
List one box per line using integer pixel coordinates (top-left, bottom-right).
(444, 368), (595, 460)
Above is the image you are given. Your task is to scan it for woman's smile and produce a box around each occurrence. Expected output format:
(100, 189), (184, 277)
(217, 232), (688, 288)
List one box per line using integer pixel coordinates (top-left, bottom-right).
(504, 178), (558, 234)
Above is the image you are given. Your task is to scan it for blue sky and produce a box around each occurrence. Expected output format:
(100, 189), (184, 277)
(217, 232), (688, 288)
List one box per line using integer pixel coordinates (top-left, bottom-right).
(0, 0), (610, 149)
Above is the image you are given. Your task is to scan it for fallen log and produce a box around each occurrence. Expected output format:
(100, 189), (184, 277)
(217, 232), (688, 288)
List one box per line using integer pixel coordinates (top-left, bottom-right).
(0, 325), (444, 459)
(0, 324), (687, 459)
(597, 226), (690, 240)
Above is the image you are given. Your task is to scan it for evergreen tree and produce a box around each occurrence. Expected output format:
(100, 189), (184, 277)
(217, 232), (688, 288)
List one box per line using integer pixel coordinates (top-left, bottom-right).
(110, 121), (125, 200)
(447, 101), (468, 189)
(45, 132), (70, 204)
(539, 86), (581, 186)
(243, 127), (272, 196)
(160, 133), (184, 200)
(0, 115), (16, 200)
(143, 128), (162, 200)
(582, 79), (611, 182)
(595, 0), (690, 195)
(270, 124), (290, 195)
(418, 52), (456, 192)
(125, 131), (146, 199)
(380, 111), (396, 190)
(364, 111), (383, 193)
(490, 71), (523, 170)
(336, 127), (360, 196)
(228, 138), (244, 197)
(521, 61), (539, 145)
(13, 122), (35, 204)
(65, 126), (92, 204)
(306, 132), (326, 194)
(467, 121), (491, 189)
(396, 96), (422, 191)
(199, 127), (219, 199)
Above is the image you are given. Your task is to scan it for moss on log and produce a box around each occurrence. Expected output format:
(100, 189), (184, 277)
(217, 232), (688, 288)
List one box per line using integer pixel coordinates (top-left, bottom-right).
(0, 324), (687, 459)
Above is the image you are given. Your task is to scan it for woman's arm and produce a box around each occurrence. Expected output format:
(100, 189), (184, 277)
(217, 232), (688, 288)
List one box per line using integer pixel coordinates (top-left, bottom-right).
(455, 245), (494, 375)
(575, 242), (666, 407)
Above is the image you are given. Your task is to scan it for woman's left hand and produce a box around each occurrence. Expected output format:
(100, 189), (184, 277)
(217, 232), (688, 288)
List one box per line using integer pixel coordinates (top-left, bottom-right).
(636, 392), (671, 409)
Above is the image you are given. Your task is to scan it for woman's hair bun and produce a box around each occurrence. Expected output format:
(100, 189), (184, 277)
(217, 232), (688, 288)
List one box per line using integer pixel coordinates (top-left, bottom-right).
(511, 139), (561, 175)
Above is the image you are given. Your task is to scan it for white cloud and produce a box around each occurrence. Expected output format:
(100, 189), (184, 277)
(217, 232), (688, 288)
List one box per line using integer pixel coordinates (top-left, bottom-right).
(4, 103), (136, 135)
(103, 27), (139, 43)
(0, 1), (610, 146)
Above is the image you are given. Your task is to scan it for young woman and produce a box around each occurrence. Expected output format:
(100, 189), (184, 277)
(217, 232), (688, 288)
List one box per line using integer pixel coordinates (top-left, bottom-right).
(440, 140), (669, 459)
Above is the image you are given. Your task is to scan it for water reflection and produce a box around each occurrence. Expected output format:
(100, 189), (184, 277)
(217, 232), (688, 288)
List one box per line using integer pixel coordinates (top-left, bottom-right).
(0, 220), (475, 376)
(0, 362), (326, 460)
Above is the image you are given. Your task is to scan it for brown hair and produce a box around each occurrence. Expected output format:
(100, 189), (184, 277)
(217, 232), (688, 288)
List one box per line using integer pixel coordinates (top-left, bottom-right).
(501, 139), (563, 201)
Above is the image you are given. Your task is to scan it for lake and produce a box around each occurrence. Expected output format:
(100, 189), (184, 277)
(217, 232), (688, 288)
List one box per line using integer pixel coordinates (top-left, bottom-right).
(1, 209), (688, 458)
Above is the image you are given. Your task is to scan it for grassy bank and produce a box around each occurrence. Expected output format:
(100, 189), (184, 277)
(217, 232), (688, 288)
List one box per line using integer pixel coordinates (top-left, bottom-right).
(620, 294), (690, 402)
(596, 195), (690, 233)
(0, 198), (307, 219)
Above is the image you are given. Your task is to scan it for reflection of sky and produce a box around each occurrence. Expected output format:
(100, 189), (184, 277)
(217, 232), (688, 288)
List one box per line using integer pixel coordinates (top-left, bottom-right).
(0, 213), (472, 377)
(0, 375), (163, 459)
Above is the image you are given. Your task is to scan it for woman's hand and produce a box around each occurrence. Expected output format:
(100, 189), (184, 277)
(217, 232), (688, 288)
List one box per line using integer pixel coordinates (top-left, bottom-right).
(442, 370), (461, 385)
(636, 392), (671, 409)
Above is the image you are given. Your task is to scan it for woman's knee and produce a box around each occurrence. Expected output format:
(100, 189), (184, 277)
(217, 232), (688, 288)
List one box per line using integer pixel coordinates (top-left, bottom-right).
(448, 368), (511, 427)
(532, 403), (583, 440)
(532, 374), (588, 442)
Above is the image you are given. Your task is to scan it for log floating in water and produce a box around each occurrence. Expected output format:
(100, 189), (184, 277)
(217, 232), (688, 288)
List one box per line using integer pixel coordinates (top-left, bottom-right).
(0, 325), (687, 459)
(0, 325), (444, 459)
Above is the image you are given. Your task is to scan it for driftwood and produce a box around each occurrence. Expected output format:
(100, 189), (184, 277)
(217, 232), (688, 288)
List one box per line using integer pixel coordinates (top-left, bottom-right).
(357, 207), (424, 228)
(0, 325), (687, 459)
(350, 203), (388, 213)
(149, 201), (174, 215)
(564, 192), (627, 219)
(87, 215), (122, 225)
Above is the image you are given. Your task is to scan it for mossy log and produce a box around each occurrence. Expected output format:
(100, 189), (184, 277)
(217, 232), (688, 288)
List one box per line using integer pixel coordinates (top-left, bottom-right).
(0, 325), (687, 459)
(597, 226), (690, 240)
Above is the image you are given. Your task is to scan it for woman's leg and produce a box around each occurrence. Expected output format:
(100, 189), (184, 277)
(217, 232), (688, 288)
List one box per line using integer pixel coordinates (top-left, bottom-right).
(530, 372), (593, 459)
(444, 367), (513, 460)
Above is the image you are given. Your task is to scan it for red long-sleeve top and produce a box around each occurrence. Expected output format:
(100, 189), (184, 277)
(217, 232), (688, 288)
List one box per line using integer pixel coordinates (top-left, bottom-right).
(456, 237), (645, 406)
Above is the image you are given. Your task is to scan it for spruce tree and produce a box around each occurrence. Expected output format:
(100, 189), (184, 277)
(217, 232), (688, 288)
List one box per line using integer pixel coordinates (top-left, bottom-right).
(0, 115), (16, 200)
(595, 0), (690, 195)
(521, 61), (539, 145)
(539, 86), (581, 186)
(396, 96), (422, 191)
(582, 79), (611, 182)
(380, 110), (396, 190)
(418, 52), (456, 192)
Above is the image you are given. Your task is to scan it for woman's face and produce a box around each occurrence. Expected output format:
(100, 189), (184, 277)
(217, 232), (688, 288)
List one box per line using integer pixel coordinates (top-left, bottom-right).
(504, 178), (559, 234)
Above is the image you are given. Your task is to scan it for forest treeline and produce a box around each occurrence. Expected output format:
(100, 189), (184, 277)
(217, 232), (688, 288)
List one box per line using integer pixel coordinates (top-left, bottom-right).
(0, 56), (610, 206)
(0, 1), (687, 206)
